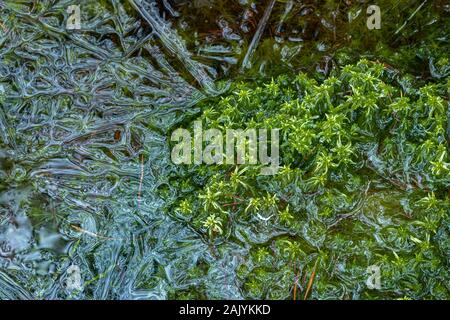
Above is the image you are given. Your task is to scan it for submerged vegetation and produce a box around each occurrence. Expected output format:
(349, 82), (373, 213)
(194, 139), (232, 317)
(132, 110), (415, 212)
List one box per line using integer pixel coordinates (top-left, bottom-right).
(0, 0), (448, 300)
(168, 60), (449, 299)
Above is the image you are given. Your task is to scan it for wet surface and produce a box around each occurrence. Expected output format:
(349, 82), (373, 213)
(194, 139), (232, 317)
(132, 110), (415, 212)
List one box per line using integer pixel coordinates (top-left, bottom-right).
(0, 0), (448, 299)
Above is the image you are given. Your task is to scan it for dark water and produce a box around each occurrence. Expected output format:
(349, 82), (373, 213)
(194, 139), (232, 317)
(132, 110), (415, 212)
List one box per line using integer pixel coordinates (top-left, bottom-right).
(0, 0), (448, 299)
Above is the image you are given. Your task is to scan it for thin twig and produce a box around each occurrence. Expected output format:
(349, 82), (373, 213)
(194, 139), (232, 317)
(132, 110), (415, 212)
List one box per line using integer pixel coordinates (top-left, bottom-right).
(128, 0), (219, 94)
(304, 258), (319, 300)
(70, 225), (117, 241)
(394, 0), (427, 35)
(137, 153), (144, 208)
(221, 202), (242, 207)
(293, 267), (301, 300)
(241, 0), (276, 70)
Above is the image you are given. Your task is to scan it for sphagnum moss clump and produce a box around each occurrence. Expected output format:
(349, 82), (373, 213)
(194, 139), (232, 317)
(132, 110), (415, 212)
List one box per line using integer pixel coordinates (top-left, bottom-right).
(169, 60), (449, 299)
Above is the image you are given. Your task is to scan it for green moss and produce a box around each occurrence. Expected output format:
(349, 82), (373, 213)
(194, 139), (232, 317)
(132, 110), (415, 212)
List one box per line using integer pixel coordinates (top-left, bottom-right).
(167, 59), (449, 299)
